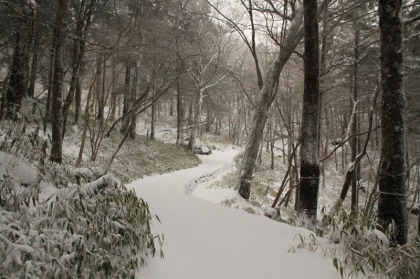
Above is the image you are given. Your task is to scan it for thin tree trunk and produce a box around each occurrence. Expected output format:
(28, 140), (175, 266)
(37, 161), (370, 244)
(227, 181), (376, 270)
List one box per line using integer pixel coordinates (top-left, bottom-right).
(176, 81), (184, 145)
(378, 0), (408, 245)
(46, 46), (55, 119)
(351, 28), (360, 213)
(151, 88), (156, 140)
(129, 65), (139, 139)
(28, 30), (39, 98)
(74, 77), (81, 123)
(120, 64), (131, 133)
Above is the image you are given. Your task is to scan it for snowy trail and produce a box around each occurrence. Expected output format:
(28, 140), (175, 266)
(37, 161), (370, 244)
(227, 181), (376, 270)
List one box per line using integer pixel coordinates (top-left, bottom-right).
(127, 149), (340, 279)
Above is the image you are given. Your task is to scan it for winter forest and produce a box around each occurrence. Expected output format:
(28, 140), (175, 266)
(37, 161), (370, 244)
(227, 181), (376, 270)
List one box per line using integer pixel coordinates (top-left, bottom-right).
(0, 0), (419, 278)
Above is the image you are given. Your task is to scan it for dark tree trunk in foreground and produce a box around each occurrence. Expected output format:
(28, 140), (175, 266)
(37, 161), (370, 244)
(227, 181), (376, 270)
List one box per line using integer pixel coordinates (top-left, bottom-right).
(6, 1), (36, 116)
(237, 6), (304, 200)
(297, 0), (320, 227)
(378, 0), (408, 245)
(50, 0), (68, 164)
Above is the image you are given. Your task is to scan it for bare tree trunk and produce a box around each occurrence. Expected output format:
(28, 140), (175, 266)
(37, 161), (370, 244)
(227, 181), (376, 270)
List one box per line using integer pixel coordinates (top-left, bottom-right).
(176, 81), (184, 145)
(120, 64), (131, 133)
(351, 28), (360, 213)
(188, 89), (204, 150)
(237, 6), (304, 200)
(6, 1), (36, 116)
(97, 54), (106, 121)
(46, 47), (55, 119)
(77, 80), (95, 166)
(74, 77), (81, 123)
(62, 0), (93, 137)
(297, 0), (320, 228)
(129, 65), (139, 139)
(151, 88), (156, 140)
(378, 0), (408, 245)
(110, 64), (117, 120)
(28, 30), (39, 98)
(50, 0), (68, 164)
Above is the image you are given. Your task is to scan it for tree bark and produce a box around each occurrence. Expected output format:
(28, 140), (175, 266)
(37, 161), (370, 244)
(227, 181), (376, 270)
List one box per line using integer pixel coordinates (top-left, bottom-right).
(351, 28), (360, 213)
(28, 29), (39, 99)
(120, 64), (131, 133)
(237, 6), (304, 200)
(378, 0), (408, 245)
(50, 0), (68, 164)
(129, 65), (139, 139)
(74, 77), (81, 123)
(6, 1), (36, 116)
(62, 0), (93, 136)
(176, 81), (184, 145)
(297, 0), (320, 227)
(188, 89), (204, 150)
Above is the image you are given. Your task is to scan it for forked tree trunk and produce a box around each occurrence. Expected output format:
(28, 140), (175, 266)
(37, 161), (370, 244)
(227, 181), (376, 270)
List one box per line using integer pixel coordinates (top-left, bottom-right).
(378, 0), (408, 245)
(237, 6), (304, 200)
(297, 0), (320, 228)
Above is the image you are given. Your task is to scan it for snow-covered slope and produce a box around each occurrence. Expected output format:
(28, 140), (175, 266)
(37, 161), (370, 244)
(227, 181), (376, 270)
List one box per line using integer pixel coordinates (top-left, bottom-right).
(128, 149), (340, 279)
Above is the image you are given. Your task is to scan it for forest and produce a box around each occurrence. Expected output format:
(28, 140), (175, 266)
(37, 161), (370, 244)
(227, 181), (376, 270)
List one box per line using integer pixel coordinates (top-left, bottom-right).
(0, 0), (419, 278)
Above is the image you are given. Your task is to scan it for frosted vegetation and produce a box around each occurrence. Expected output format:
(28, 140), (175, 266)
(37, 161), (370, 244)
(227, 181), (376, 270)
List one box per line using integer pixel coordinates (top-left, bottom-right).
(0, 97), (419, 278)
(0, 101), (205, 277)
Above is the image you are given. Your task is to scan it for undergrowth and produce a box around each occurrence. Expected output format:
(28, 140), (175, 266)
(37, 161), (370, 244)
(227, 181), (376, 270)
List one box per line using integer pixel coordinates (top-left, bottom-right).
(0, 103), (164, 278)
(292, 208), (420, 278)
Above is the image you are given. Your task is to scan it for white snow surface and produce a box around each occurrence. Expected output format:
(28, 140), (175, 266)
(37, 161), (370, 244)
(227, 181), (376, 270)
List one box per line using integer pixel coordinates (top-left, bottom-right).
(128, 149), (340, 279)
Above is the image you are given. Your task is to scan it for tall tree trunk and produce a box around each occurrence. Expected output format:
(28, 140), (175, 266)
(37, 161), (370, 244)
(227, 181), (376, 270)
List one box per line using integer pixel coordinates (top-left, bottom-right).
(378, 0), (408, 245)
(237, 6), (304, 200)
(62, 0), (92, 137)
(28, 30), (39, 98)
(298, 0), (320, 227)
(188, 89), (204, 150)
(6, 1), (36, 116)
(129, 65), (138, 139)
(74, 77), (81, 123)
(176, 81), (184, 145)
(97, 54), (106, 121)
(120, 64), (131, 133)
(151, 88), (156, 140)
(351, 28), (360, 213)
(110, 64), (117, 120)
(46, 46), (55, 119)
(50, 0), (68, 164)
(319, 0), (331, 189)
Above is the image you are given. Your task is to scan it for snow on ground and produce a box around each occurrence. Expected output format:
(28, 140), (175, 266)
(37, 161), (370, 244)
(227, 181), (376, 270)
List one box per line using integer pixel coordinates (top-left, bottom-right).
(127, 148), (341, 279)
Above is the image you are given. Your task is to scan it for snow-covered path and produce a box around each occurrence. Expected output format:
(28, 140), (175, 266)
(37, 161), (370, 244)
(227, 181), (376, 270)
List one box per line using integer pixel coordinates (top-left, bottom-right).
(127, 149), (340, 279)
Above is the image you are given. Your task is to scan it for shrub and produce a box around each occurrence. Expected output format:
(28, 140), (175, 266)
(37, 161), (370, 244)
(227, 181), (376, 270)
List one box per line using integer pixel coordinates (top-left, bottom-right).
(0, 174), (163, 278)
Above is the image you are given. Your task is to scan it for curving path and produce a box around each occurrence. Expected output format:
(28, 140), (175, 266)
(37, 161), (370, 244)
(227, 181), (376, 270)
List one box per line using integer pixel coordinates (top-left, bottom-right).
(127, 149), (341, 279)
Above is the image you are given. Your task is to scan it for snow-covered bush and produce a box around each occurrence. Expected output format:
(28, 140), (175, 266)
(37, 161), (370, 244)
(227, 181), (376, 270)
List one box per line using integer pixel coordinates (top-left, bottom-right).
(0, 174), (163, 278)
(0, 106), (163, 278)
(296, 208), (420, 278)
